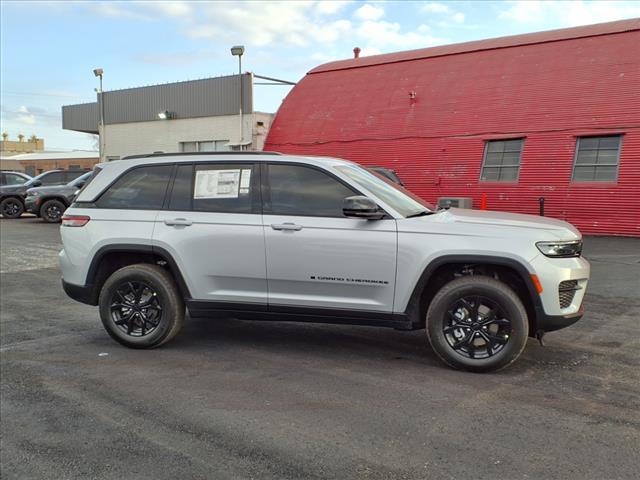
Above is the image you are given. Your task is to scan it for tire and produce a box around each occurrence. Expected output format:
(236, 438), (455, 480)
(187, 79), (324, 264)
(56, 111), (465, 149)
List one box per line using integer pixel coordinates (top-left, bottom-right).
(0, 197), (24, 219)
(40, 199), (66, 223)
(426, 276), (529, 373)
(98, 264), (185, 349)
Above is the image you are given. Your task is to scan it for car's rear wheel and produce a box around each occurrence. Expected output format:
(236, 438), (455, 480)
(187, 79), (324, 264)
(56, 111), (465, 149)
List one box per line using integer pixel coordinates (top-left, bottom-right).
(426, 276), (529, 372)
(1, 197), (24, 219)
(40, 199), (66, 223)
(98, 264), (184, 349)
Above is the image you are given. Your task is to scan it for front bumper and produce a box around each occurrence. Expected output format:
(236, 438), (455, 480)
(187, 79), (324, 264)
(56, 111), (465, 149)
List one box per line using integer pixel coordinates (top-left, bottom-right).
(24, 196), (40, 214)
(535, 304), (584, 332)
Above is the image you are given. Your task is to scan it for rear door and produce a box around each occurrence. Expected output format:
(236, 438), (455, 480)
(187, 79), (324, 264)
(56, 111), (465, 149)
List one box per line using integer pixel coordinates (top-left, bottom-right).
(153, 162), (267, 305)
(262, 163), (397, 312)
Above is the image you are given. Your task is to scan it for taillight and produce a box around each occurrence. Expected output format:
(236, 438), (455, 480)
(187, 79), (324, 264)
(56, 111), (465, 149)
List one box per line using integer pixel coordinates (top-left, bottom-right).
(61, 215), (90, 227)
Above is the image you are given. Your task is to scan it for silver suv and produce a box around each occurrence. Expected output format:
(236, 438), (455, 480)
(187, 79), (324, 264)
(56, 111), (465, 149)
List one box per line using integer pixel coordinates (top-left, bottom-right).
(59, 152), (590, 372)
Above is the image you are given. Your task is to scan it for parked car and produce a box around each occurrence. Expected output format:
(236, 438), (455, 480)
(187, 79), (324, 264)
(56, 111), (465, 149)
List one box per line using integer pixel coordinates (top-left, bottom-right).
(25, 171), (93, 223)
(369, 166), (404, 186)
(1, 171), (32, 187)
(59, 152), (589, 372)
(0, 169), (88, 219)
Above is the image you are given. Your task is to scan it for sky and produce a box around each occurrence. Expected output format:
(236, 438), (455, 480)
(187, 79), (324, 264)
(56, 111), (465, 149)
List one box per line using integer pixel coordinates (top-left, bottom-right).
(1, 0), (639, 151)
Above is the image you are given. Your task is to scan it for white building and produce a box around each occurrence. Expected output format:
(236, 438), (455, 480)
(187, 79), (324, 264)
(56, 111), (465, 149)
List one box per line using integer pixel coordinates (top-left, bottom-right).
(62, 74), (274, 161)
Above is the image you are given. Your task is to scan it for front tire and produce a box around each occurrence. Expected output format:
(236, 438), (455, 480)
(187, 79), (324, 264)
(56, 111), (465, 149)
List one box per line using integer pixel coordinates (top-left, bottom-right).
(40, 199), (66, 223)
(426, 276), (529, 373)
(1, 197), (24, 219)
(98, 264), (184, 349)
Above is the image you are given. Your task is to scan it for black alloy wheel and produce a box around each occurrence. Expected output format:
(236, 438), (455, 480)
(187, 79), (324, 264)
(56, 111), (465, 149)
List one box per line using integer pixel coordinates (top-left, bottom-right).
(1, 198), (24, 219)
(110, 281), (163, 337)
(41, 199), (65, 223)
(443, 296), (511, 359)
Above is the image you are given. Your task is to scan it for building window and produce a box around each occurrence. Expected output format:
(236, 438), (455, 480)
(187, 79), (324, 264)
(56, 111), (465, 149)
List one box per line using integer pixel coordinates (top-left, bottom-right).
(480, 139), (524, 182)
(572, 136), (621, 182)
(180, 140), (230, 153)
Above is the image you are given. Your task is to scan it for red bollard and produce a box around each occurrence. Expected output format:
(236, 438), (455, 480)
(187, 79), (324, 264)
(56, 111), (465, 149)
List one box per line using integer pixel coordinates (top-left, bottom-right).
(480, 193), (487, 210)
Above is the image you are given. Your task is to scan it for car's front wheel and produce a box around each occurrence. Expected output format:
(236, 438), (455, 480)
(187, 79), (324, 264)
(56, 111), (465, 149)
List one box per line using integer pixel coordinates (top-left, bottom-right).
(40, 199), (66, 223)
(426, 276), (529, 372)
(0, 197), (24, 219)
(98, 264), (185, 349)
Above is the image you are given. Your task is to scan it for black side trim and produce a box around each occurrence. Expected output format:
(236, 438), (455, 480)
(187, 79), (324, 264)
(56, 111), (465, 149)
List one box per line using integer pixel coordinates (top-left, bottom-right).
(62, 280), (96, 306)
(187, 300), (414, 330)
(83, 244), (192, 301)
(404, 254), (542, 324)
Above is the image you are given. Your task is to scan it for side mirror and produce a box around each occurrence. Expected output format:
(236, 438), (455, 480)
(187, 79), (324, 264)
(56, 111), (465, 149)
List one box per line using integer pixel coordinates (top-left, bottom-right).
(31, 180), (42, 187)
(343, 196), (385, 220)
(76, 181), (86, 188)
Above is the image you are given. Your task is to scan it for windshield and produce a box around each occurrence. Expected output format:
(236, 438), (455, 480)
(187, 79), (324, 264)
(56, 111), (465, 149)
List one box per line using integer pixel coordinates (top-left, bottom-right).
(67, 171), (92, 187)
(23, 171), (51, 187)
(335, 164), (435, 217)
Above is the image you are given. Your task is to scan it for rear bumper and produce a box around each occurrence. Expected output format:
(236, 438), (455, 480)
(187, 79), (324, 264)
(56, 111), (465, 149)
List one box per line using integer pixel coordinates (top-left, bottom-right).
(535, 304), (584, 333)
(61, 279), (97, 306)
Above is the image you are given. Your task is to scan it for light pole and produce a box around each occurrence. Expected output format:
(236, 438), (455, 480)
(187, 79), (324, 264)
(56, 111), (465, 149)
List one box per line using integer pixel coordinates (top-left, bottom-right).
(93, 68), (105, 160)
(230, 45), (245, 150)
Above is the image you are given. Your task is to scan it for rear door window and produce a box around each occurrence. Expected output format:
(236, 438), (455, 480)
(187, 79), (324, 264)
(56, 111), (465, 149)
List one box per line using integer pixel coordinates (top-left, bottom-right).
(96, 165), (172, 210)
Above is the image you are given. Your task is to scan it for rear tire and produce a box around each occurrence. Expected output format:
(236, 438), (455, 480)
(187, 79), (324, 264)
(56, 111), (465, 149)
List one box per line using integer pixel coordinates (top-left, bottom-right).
(98, 264), (184, 349)
(426, 276), (528, 373)
(1, 197), (24, 219)
(40, 199), (66, 223)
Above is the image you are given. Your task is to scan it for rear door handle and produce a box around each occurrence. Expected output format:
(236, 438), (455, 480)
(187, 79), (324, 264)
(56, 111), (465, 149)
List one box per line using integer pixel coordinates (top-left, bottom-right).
(164, 218), (193, 227)
(271, 222), (302, 231)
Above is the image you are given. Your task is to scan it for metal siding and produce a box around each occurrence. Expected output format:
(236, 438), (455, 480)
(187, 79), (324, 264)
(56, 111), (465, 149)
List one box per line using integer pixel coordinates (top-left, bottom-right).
(61, 103), (99, 134)
(266, 28), (640, 236)
(62, 74), (253, 132)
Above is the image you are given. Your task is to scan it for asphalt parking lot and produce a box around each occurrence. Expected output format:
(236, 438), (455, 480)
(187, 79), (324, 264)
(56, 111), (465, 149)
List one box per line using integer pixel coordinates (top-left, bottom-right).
(1, 217), (639, 480)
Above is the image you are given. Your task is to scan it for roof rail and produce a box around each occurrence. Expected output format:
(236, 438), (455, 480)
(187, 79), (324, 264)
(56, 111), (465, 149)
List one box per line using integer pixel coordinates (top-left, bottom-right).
(121, 151), (282, 160)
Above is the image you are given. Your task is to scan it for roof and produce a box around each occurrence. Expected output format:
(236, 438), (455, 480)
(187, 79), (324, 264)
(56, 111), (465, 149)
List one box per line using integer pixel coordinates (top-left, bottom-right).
(310, 18), (640, 74)
(1, 151), (99, 161)
(62, 73), (254, 134)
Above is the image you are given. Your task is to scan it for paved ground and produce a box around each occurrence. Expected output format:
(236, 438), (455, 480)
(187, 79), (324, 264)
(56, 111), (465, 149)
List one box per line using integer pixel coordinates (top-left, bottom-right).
(1, 216), (639, 480)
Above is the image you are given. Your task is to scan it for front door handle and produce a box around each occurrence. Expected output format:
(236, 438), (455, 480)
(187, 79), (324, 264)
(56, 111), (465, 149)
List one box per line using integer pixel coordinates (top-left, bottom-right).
(164, 218), (193, 227)
(271, 222), (302, 231)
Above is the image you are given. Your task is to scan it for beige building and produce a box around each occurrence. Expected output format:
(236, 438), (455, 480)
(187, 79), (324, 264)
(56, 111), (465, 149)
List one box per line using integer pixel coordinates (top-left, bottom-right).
(0, 151), (99, 175)
(0, 133), (45, 156)
(63, 74), (275, 161)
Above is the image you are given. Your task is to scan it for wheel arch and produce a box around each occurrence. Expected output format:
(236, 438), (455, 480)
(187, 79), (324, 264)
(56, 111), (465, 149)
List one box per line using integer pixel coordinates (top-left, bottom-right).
(404, 255), (542, 335)
(84, 244), (191, 305)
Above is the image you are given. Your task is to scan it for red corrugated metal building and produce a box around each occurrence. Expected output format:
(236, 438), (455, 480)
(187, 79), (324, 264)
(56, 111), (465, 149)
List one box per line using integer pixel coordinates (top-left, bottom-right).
(265, 19), (640, 236)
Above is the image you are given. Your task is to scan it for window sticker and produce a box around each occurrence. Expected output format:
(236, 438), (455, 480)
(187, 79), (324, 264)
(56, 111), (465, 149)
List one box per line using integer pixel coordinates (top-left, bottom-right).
(239, 168), (251, 194)
(194, 169), (241, 199)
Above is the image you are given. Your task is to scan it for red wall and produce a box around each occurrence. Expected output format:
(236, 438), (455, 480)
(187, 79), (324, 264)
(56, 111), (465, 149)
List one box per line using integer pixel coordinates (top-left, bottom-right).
(266, 29), (640, 236)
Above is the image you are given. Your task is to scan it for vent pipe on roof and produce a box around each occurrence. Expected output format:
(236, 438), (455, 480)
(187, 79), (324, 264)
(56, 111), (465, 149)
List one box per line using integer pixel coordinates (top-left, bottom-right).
(353, 47), (361, 59)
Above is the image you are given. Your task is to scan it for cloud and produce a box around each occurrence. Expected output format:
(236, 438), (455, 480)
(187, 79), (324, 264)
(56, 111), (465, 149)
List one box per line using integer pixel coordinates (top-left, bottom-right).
(499, 1), (640, 27)
(315, 0), (354, 15)
(356, 20), (448, 49)
(90, 2), (151, 21)
(421, 3), (453, 14)
(354, 4), (384, 21)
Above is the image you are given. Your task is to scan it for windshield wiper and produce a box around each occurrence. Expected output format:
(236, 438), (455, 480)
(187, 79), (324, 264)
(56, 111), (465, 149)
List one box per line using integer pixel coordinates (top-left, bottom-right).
(406, 210), (433, 218)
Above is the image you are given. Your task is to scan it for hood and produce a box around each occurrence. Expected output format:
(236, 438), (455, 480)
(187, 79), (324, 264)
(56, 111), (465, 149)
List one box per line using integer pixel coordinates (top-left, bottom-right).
(26, 184), (71, 195)
(435, 208), (581, 239)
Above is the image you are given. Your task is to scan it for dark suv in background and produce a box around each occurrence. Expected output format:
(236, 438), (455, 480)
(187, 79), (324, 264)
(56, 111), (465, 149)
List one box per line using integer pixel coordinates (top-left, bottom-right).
(0, 169), (88, 219)
(1, 171), (32, 186)
(25, 171), (92, 222)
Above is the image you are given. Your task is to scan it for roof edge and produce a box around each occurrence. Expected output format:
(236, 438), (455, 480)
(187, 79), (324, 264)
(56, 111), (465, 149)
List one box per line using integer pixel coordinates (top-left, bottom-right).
(309, 18), (640, 74)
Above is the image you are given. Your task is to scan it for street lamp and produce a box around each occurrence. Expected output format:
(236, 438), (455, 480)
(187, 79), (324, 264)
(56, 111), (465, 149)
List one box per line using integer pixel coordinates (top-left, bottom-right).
(93, 68), (105, 160)
(230, 45), (244, 150)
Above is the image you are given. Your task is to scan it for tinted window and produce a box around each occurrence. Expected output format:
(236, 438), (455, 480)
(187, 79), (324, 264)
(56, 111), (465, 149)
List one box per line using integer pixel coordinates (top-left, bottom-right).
(265, 164), (356, 217)
(572, 136), (621, 182)
(169, 164), (193, 211)
(41, 171), (66, 185)
(4, 173), (27, 185)
(192, 164), (255, 213)
(97, 165), (172, 209)
(480, 139), (524, 182)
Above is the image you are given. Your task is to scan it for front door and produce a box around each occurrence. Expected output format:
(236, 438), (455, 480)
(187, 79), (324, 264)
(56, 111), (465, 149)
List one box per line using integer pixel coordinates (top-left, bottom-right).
(262, 163), (397, 312)
(153, 162), (267, 305)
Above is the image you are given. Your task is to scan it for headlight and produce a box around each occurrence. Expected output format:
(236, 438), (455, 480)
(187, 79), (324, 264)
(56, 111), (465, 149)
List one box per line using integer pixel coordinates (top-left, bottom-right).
(26, 191), (40, 197)
(536, 240), (582, 258)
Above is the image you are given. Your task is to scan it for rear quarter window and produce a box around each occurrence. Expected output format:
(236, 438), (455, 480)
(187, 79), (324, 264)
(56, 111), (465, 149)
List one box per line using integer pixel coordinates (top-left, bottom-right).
(96, 165), (172, 210)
